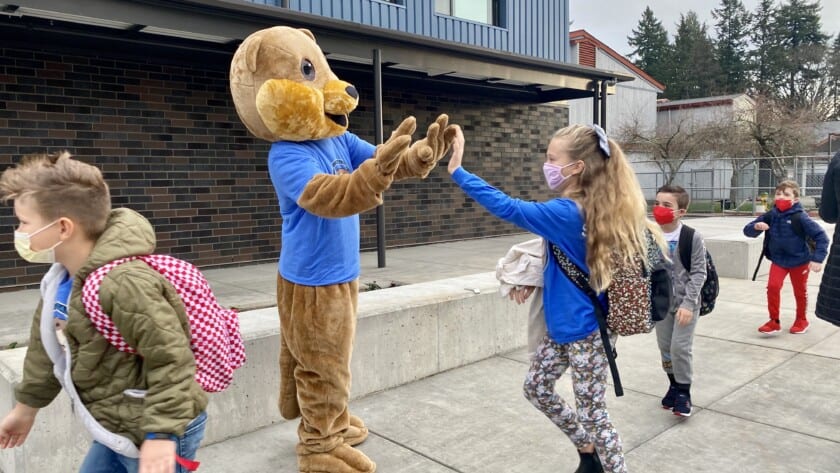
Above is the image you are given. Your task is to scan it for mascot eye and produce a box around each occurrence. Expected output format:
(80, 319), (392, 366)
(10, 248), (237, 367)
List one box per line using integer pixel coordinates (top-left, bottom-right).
(300, 59), (316, 81)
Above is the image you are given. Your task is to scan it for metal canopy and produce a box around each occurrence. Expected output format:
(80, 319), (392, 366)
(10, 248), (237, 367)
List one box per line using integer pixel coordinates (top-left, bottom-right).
(1, 0), (633, 102)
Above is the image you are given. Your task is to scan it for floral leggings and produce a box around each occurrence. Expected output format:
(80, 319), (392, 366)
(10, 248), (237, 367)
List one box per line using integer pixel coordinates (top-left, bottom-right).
(523, 330), (627, 473)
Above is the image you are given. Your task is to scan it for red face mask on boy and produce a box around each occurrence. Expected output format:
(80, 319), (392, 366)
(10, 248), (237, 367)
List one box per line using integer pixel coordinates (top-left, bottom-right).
(652, 205), (676, 225)
(775, 199), (793, 212)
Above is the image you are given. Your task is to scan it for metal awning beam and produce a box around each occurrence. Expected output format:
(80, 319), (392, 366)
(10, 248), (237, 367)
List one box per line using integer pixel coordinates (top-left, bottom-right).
(5, 0), (634, 100)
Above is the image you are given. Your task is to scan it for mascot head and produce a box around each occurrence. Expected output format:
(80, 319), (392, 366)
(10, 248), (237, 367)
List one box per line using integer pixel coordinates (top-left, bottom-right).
(230, 27), (359, 142)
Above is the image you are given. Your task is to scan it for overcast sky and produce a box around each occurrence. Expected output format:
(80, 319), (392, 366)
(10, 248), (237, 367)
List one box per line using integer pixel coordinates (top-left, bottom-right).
(569, 0), (840, 58)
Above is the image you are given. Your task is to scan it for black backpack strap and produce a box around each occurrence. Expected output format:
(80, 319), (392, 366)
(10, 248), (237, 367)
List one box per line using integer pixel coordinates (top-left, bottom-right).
(549, 243), (624, 397)
(752, 212), (773, 281)
(678, 225), (696, 272)
(790, 211), (805, 239)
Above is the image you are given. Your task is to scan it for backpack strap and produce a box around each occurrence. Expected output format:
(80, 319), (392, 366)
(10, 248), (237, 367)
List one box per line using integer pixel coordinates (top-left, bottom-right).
(548, 243), (624, 397)
(678, 225), (696, 272)
(790, 211), (806, 239)
(81, 257), (139, 354)
(751, 212), (774, 281)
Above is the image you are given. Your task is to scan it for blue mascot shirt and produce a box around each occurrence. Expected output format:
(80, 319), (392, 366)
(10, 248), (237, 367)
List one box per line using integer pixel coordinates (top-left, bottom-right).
(268, 132), (376, 286)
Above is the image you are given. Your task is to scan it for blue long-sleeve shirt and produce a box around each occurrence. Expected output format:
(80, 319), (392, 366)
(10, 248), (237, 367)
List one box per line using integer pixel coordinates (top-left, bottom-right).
(452, 167), (600, 344)
(743, 202), (829, 268)
(268, 132), (376, 285)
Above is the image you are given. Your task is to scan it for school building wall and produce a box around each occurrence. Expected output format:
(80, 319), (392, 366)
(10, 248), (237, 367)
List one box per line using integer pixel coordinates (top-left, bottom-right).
(0, 44), (567, 288)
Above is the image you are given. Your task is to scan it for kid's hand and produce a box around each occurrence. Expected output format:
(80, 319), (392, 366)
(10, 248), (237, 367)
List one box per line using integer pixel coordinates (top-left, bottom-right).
(447, 125), (465, 174)
(754, 222), (770, 231)
(676, 308), (693, 326)
(810, 262), (823, 273)
(139, 439), (177, 473)
(508, 285), (535, 305)
(0, 403), (38, 449)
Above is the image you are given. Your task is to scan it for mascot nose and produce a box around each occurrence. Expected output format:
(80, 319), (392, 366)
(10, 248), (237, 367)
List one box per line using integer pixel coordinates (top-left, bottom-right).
(323, 80), (359, 115)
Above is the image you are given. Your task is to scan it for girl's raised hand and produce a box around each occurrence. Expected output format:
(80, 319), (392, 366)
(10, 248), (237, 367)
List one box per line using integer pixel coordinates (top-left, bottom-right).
(447, 125), (465, 175)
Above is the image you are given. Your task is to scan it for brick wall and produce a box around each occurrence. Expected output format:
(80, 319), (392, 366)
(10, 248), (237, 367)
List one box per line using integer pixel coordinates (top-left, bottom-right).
(0, 44), (567, 288)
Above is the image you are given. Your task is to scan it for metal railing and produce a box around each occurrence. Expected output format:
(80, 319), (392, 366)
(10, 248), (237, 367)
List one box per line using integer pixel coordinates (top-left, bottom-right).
(631, 154), (833, 214)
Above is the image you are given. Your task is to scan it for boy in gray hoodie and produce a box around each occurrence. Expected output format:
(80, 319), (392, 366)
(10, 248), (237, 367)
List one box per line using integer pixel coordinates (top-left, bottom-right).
(651, 185), (707, 417)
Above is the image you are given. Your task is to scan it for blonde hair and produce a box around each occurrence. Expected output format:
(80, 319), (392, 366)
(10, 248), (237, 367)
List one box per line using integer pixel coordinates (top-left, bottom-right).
(0, 151), (111, 239)
(552, 125), (663, 292)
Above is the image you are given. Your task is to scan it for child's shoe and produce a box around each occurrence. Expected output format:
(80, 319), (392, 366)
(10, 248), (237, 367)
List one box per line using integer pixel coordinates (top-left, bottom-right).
(661, 385), (678, 410)
(575, 450), (604, 473)
(758, 319), (781, 334)
(790, 319), (810, 334)
(673, 392), (692, 417)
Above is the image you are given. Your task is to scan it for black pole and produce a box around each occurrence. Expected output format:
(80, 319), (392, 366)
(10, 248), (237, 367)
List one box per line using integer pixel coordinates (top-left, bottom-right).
(373, 48), (386, 268)
(600, 80), (608, 131)
(592, 81), (600, 126)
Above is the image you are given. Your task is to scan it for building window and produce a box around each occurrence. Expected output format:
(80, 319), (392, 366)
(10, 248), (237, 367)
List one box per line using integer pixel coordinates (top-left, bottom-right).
(436, 0), (503, 26)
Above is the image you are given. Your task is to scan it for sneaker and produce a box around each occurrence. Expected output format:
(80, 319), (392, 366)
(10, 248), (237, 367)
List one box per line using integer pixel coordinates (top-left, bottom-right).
(661, 385), (678, 410)
(673, 392), (692, 417)
(758, 319), (781, 334)
(575, 450), (604, 473)
(790, 319), (810, 334)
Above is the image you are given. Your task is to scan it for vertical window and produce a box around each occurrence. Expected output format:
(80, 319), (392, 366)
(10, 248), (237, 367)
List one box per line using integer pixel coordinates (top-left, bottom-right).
(436, 0), (503, 26)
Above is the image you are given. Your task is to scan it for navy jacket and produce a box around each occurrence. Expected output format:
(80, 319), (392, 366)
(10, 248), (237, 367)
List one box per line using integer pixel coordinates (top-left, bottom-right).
(743, 202), (829, 268)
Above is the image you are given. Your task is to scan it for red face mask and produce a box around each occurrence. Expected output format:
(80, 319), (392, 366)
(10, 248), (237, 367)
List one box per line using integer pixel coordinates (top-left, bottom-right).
(775, 199), (793, 212)
(652, 205), (677, 225)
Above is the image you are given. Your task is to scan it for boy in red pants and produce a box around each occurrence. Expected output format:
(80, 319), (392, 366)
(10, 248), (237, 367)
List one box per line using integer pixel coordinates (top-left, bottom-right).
(744, 181), (829, 334)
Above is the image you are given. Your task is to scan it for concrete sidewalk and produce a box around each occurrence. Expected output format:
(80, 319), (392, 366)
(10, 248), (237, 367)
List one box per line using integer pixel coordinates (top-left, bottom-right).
(194, 215), (838, 473)
(1, 216), (839, 472)
(197, 255), (840, 472)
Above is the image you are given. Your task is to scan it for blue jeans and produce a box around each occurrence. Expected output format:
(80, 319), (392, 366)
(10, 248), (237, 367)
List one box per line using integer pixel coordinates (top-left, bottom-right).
(79, 412), (207, 473)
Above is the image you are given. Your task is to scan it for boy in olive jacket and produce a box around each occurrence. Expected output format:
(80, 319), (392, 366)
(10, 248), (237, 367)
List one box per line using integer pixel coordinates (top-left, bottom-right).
(0, 152), (207, 473)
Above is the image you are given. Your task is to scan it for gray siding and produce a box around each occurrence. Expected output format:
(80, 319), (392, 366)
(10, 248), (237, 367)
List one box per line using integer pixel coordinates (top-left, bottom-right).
(244, 0), (567, 61)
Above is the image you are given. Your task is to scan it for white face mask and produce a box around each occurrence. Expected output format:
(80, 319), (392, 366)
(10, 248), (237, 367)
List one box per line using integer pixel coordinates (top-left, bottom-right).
(14, 220), (62, 264)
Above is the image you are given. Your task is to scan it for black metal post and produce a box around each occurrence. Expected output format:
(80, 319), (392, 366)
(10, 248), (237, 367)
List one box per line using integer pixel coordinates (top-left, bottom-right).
(592, 81), (600, 126)
(373, 48), (386, 268)
(600, 80), (608, 131)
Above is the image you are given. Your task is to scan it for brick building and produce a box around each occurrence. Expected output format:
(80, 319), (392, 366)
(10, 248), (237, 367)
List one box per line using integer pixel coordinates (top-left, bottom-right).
(0, 0), (630, 288)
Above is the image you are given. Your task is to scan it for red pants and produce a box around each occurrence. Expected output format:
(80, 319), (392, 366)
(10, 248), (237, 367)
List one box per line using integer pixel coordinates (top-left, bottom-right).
(767, 262), (810, 321)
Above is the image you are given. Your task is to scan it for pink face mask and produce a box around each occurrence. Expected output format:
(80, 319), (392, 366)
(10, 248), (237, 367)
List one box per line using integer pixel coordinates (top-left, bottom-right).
(543, 161), (579, 190)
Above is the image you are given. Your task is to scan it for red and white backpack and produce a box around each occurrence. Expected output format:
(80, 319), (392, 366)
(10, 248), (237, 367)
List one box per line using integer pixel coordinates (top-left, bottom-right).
(81, 255), (246, 393)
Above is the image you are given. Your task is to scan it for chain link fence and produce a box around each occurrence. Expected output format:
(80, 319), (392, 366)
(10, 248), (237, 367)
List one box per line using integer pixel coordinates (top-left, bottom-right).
(631, 154), (832, 214)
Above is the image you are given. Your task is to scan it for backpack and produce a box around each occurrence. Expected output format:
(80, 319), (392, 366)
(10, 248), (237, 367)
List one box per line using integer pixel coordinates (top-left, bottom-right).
(678, 225), (719, 316)
(550, 230), (673, 396)
(81, 255), (247, 393)
(751, 211), (814, 281)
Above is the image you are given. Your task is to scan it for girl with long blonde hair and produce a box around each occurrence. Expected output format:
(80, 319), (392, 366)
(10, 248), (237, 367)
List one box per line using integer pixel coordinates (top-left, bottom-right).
(449, 124), (658, 473)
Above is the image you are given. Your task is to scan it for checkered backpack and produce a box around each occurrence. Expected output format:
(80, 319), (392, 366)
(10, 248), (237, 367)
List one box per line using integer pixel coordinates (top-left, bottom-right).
(81, 255), (246, 393)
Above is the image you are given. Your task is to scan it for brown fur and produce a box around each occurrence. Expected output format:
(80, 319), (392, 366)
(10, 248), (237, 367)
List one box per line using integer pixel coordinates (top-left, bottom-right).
(230, 26), (457, 473)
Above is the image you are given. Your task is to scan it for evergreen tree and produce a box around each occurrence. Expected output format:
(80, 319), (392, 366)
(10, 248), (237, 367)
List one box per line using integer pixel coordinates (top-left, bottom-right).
(773, 0), (830, 109)
(627, 7), (673, 88)
(712, 0), (751, 94)
(749, 0), (784, 95)
(669, 11), (722, 99)
(828, 34), (840, 119)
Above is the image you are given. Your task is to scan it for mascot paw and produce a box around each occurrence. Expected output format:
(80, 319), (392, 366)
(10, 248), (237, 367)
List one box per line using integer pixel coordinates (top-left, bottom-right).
(297, 443), (376, 473)
(375, 116), (416, 176)
(343, 414), (369, 446)
(397, 114), (459, 179)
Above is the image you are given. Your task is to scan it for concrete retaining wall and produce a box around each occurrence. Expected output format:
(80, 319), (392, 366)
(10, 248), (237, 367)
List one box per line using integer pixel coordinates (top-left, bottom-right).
(0, 272), (527, 473)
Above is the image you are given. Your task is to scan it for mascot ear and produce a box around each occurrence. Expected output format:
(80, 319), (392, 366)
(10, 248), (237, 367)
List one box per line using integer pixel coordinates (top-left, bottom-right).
(299, 28), (316, 41)
(244, 35), (263, 73)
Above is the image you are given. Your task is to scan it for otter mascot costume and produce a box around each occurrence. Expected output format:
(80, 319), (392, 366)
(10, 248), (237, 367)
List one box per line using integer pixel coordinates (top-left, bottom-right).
(229, 27), (456, 472)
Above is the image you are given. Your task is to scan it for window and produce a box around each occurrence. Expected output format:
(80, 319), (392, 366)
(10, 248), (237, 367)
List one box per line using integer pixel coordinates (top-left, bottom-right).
(435, 0), (503, 26)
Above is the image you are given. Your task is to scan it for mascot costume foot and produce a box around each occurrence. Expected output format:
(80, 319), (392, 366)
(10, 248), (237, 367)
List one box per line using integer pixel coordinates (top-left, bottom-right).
(230, 27), (456, 473)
